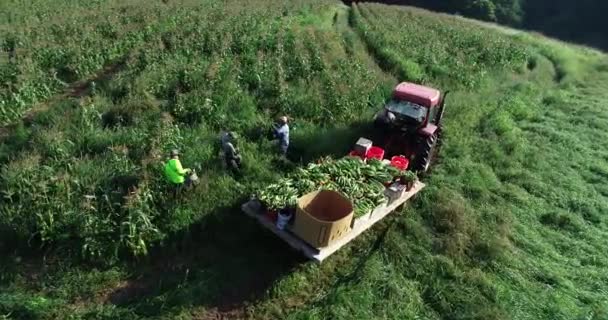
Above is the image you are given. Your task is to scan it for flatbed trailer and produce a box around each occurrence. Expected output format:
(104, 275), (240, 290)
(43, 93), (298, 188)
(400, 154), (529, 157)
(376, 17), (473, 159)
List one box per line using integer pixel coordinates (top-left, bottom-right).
(241, 181), (425, 263)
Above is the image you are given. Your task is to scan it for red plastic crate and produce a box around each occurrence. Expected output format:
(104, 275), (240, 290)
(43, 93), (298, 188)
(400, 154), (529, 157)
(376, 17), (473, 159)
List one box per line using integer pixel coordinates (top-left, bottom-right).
(366, 146), (385, 160)
(390, 156), (409, 170)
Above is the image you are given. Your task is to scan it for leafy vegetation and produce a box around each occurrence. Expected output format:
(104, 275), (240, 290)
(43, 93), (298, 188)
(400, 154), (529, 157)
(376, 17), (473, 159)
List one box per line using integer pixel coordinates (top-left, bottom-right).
(1, 0), (608, 319)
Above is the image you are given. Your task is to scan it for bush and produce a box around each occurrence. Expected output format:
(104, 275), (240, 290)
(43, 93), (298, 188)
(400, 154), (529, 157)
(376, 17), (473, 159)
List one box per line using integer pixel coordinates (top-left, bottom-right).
(467, 0), (497, 21)
(0, 293), (62, 320)
(540, 212), (581, 233)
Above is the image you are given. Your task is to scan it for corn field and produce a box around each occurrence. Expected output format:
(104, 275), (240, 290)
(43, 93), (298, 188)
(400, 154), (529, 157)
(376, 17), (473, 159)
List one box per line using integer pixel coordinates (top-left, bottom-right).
(0, 0), (535, 261)
(0, 0), (395, 260)
(2, 1), (608, 319)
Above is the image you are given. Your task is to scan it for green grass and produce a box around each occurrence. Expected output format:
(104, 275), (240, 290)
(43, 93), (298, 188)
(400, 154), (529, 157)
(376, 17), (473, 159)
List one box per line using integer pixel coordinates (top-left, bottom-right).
(1, 1), (608, 319)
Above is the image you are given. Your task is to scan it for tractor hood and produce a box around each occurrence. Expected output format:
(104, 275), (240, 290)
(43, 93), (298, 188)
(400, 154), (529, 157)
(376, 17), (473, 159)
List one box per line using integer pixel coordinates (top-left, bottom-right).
(393, 82), (440, 108)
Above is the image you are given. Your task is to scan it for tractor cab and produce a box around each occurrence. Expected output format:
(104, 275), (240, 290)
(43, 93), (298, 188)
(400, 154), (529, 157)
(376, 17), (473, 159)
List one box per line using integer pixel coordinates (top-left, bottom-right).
(375, 82), (444, 134)
(374, 82), (449, 172)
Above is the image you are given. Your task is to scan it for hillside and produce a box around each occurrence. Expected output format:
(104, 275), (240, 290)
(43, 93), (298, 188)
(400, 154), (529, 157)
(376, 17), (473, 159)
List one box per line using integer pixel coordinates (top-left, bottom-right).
(344, 0), (608, 51)
(1, 1), (608, 319)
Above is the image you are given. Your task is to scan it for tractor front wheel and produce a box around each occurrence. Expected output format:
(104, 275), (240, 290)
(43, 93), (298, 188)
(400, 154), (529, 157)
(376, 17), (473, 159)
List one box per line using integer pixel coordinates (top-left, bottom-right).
(413, 134), (437, 173)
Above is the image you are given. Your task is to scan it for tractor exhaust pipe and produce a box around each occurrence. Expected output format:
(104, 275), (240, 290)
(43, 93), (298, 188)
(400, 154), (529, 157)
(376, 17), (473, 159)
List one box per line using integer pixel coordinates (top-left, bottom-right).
(435, 91), (450, 126)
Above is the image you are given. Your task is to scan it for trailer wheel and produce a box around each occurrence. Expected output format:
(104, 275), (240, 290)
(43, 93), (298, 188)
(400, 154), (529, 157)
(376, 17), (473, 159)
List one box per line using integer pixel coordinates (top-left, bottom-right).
(413, 134), (437, 173)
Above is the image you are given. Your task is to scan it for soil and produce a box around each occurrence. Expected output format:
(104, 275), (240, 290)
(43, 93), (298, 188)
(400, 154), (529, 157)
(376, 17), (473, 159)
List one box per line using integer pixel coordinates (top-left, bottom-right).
(23, 60), (126, 124)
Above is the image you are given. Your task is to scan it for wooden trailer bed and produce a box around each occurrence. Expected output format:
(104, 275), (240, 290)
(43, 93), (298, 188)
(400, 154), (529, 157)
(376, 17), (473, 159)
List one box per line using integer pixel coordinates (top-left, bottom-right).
(241, 181), (425, 263)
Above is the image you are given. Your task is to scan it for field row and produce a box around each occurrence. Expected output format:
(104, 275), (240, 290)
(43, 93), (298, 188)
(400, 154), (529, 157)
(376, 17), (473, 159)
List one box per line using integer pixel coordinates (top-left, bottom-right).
(0, 0), (393, 260)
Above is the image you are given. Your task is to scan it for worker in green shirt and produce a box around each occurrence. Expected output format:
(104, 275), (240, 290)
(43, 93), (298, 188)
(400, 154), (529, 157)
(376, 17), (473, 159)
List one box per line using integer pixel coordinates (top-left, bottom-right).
(164, 149), (192, 195)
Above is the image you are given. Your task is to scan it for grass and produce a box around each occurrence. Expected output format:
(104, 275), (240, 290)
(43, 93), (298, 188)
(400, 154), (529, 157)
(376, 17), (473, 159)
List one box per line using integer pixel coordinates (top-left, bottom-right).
(1, 0), (608, 319)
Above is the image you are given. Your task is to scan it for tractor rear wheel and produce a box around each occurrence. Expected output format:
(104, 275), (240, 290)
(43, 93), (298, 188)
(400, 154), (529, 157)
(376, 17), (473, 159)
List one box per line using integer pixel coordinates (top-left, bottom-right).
(413, 134), (437, 173)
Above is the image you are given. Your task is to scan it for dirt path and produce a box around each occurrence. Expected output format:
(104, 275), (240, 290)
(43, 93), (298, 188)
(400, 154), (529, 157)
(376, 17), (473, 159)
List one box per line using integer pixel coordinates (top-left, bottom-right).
(334, 4), (396, 84)
(24, 60), (126, 122)
(0, 58), (127, 141)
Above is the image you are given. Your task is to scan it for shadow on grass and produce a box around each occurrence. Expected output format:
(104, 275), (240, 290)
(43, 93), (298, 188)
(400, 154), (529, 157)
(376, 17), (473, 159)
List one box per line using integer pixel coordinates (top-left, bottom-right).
(105, 203), (306, 317)
(0, 119), (385, 318)
(294, 218), (397, 314)
(104, 121), (384, 316)
(333, 218), (395, 285)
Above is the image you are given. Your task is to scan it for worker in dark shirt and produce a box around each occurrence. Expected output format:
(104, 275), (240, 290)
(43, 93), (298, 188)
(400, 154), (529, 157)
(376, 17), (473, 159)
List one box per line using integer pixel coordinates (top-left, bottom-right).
(220, 131), (241, 173)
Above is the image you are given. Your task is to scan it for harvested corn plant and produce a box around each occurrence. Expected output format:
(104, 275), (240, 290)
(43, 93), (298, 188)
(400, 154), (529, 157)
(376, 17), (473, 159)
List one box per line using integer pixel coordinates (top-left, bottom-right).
(258, 157), (400, 217)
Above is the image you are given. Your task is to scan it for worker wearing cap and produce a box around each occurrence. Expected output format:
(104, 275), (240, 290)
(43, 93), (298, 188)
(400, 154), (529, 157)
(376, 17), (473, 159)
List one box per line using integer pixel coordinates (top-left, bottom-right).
(220, 131), (241, 172)
(164, 149), (192, 188)
(273, 116), (289, 156)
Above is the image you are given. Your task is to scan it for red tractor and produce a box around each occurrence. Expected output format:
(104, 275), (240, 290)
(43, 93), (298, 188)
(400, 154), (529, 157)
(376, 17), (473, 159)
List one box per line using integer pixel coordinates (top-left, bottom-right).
(374, 82), (449, 173)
